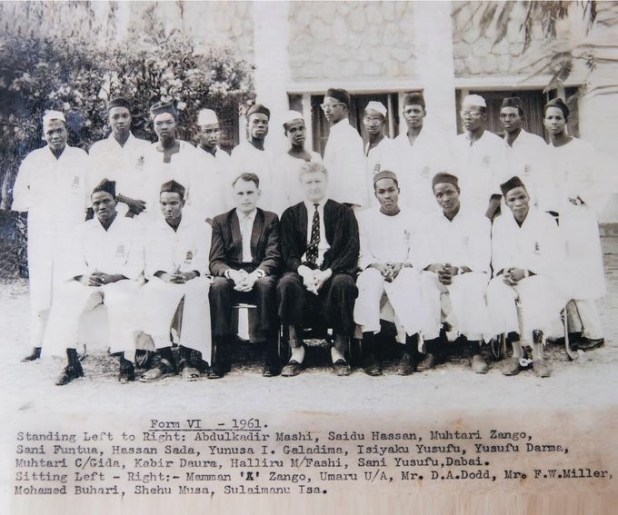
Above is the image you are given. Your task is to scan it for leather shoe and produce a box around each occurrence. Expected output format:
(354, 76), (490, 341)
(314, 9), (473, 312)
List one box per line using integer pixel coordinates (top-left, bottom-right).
(396, 353), (416, 376)
(22, 347), (41, 362)
(262, 362), (281, 377)
(206, 366), (224, 379)
(533, 359), (551, 378)
(333, 359), (351, 376)
(55, 362), (84, 386)
(501, 357), (521, 376)
(363, 360), (382, 377)
(281, 360), (302, 377)
(119, 360), (135, 384)
(577, 337), (605, 351)
(470, 354), (489, 374)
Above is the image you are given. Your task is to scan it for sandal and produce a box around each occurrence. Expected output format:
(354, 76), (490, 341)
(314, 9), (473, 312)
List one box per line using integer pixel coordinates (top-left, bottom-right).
(139, 358), (176, 382)
(180, 365), (201, 381)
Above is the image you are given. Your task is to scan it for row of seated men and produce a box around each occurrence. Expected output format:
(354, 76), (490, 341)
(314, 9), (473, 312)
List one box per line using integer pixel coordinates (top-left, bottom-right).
(13, 90), (608, 385)
(34, 163), (575, 385)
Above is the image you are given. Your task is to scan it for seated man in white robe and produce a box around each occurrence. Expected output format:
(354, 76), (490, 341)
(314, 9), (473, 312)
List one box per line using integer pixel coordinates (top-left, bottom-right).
(354, 171), (425, 376)
(417, 173), (493, 374)
(487, 176), (566, 378)
(139, 180), (212, 382)
(43, 179), (143, 385)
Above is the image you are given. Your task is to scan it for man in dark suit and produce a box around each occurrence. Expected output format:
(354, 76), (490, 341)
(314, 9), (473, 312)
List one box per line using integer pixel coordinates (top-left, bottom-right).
(209, 173), (281, 378)
(278, 161), (359, 376)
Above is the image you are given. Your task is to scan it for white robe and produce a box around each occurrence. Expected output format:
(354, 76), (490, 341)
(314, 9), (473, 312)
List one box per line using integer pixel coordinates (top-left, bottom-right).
(487, 209), (567, 344)
(88, 133), (152, 216)
(139, 216), (212, 360)
(451, 130), (508, 214)
(416, 207), (493, 341)
(271, 151), (322, 216)
(42, 215), (144, 358)
(354, 207), (426, 337)
(12, 144), (89, 345)
(394, 129), (452, 215)
(323, 119), (368, 208)
(229, 141), (275, 210)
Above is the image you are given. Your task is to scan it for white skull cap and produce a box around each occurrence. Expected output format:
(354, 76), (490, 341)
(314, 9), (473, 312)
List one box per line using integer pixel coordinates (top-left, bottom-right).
(282, 110), (305, 126)
(365, 101), (387, 117)
(462, 94), (487, 108)
(42, 110), (66, 127)
(197, 109), (219, 126)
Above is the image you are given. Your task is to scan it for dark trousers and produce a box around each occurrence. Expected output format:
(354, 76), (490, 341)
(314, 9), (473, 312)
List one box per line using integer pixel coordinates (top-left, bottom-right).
(277, 271), (358, 337)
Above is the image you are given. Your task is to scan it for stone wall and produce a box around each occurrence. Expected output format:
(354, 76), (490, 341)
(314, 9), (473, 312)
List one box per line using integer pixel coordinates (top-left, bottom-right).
(288, 1), (417, 82)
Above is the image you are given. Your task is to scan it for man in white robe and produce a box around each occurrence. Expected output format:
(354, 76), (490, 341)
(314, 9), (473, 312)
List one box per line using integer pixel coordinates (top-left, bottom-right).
(363, 101), (398, 198)
(354, 171), (425, 376)
(487, 176), (567, 378)
(139, 180), (212, 382)
(394, 92), (451, 214)
(499, 96), (548, 207)
(88, 97), (151, 218)
(321, 88), (368, 209)
(43, 180), (143, 385)
(417, 173), (492, 374)
(12, 110), (89, 362)
(451, 94), (508, 219)
(229, 103), (275, 210)
(271, 110), (322, 216)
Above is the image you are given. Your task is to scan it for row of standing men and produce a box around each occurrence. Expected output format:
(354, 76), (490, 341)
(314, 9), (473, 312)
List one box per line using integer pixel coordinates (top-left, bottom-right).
(12, 89), (609, 383)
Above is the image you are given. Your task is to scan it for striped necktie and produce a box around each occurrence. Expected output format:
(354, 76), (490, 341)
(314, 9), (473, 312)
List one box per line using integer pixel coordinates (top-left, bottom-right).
(306, 203), (320, 266)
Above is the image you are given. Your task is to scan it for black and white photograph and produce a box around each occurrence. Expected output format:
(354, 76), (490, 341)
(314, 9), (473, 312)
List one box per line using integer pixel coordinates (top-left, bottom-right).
(0, 1), (617, 513)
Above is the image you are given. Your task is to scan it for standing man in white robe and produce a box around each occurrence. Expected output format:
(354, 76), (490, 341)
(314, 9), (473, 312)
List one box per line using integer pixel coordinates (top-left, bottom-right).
(354, 171), (425, 376)
(12, 110), (89, 362)
(487, 176), (566, 377)
(363, 101), (398, 191)
(417, 173), (493, 374)
(43, 180), (143, 385)
(88, 97), (151, 218)
(452, 94), (507, 219)
(394, 92), (451, 215)
(139, 180), (212, 382)
(194, 108), (230, 223)
(271, 110), (322, 216)
(321, 88), (368, 210)
(499, 96), (548, 207)
(229, 103), (274, 209)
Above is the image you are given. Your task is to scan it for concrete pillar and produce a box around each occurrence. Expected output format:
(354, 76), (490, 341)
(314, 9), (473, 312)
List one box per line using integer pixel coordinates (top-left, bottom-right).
(412, 1), (458, 136)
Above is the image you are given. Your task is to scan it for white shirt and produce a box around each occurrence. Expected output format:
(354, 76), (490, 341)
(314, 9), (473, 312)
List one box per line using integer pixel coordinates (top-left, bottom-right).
(238, 209), (258, 263)
(188, 147), (229, 223)
(502, 129), (548, 207)
(229, 141), (274, 209)
(357, 207), (415, 270)
(302, 198), (330, 267)
(394, 129), (452, 215)
(323, 119), (368, 207)
(88, 133), (152, 215)
(365, 136), (399, 176)
(65, 215), (143, 281)
(271, 151), (322, 216)
(416, 206), (491, 273)
(451, 130), (508, 214)
(144, 215), (211, 278)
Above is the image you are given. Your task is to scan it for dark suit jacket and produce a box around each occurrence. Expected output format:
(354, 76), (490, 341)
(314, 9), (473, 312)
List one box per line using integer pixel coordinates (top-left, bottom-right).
(280, 199), (359, 275)
(209, 208), (280, 277)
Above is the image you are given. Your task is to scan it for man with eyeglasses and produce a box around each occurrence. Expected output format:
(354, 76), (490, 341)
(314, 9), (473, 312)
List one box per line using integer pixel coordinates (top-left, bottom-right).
(321, 88), (368, 210)
(451, 94), (507, 219)
(393, 92), (451, 215)
(499, 96), (548, 208)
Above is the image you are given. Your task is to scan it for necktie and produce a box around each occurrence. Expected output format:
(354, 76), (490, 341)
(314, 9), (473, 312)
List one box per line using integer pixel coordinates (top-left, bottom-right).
(306, 203), (320, 266)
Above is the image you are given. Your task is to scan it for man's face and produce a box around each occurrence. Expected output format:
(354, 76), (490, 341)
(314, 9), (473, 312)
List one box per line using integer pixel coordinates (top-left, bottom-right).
(505, 186), (530, 222)
(460, 105), (485, 132)
(109, 107), (131, 138)
(43, 120), (68, 152)
(543, 107), (567, 136)
(233, 179), (260, 214)
(153, 113), (177, 140)
(363, 112), (385, 137)
(159, 191), (184, 223)
(285, 120), (306, 147)
(91, 191), (117, 225)
(433, 182), (461, 216)
(199, 123), (221, 148)
(321, 96), (347, 125)
(402, 104), (425, 131)
(248, 113), (269, 140)
(499, 106), (522, 134)
(300, 171), (327, 203)
(375, 178), (400, 214)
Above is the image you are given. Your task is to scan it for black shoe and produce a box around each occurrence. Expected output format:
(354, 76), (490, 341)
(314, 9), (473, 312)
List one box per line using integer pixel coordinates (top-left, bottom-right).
(333, 359), (351, 376)
(206, 365), (224, 379)
(577, 337), (605, 351)
(22, 347), (41, 362)
(118, 358), (135, 384)
(281, 360), (302, 377)
(262, 362), (281, 377)
(55, 361), (84, 386)
(396, 353), (416, 376)
(363, 358), (382, 376)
